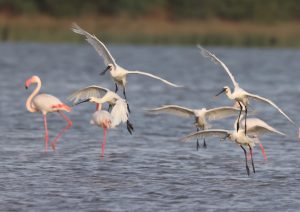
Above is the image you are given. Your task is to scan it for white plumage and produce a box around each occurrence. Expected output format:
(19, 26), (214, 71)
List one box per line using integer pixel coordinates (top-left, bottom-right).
(71, 23), (182, 100)
(198, 45), (295, 131)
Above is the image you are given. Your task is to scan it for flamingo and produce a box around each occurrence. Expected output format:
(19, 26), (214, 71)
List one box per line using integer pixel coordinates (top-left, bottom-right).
(198, 45), (295, 135)
(147, 105), (241, 149)
(25, 75), (72, 152)
(74, 98), (132, 157)
(71, 23), (182, 102)
(181, 116), (285, 175)
(68, 85), (133, 134)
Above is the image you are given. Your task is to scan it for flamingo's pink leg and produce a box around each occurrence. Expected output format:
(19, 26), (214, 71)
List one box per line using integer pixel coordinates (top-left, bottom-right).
(96, 103), (99, 111)
(259, 142), (267, 161)
(101, 128), (107, 159)
(43, 114), (49, 152)
(298, 128), (300, 140)
(51, 112), (72, 151)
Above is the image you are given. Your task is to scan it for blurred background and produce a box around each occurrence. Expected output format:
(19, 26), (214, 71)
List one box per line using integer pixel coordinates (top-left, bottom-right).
(0, 0), (300, 47)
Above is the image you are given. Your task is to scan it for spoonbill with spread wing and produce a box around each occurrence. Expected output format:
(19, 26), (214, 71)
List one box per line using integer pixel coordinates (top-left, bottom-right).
(69, 86), (134, 134)
(198, 45), (295, 135)
(71, 23), (182, 100)
(148, 105), (241, 149)
(181, 116), (285, 175)
(25, 75), (72, 152)
(73, 98), (132, 157)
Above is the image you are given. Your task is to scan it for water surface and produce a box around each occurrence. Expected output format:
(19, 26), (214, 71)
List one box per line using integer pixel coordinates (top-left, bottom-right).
(1, 43), (300, 211)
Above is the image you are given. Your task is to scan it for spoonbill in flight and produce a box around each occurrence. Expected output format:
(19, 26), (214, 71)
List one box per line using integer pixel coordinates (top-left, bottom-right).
(70, 86), (134, 134)
(25, 75), (72, 152)
(181, 116), (285, 175)
(238, 115), (285, 161)
(148, 105), (241, 149)
(68, 85), (133, 134)
(198, 45), (295, 135)
(71, 23), (182, 100)
(73, 98), (132, 157)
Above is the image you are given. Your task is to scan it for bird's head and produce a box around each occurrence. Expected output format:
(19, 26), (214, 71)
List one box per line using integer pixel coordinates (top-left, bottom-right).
(25, 75), (40, 89)
(216, 86), (230, 97)
(100, 64), (113, 76)
(73, 97), (102, 107)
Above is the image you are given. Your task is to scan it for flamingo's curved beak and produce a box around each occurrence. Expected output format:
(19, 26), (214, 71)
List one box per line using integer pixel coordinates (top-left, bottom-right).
(100, 66), (110, 76)
(216, 88), (226, 96)
(25, 78), (31, 89)
(72, 98), (90, 106)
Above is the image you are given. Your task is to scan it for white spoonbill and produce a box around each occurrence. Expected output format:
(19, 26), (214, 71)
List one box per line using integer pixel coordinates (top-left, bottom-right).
(148, 105), (241, 149)
(71, 23), (182, 100)
(68, 85), (133, 134)
(181, 117), (285, 175)
(73, 95), (133, 134)
(25, 75), (72, 152)
(74, 99), (132, 157)
(182, 129), (255, 175)
(198, 45), (295, 134)
(238, 115), (285, 161)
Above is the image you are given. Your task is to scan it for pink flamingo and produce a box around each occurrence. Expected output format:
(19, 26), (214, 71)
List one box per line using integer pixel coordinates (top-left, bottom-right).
(74, 96), (132, 158)
(89, 103), (112, 158)
(25, 75), (73, 152)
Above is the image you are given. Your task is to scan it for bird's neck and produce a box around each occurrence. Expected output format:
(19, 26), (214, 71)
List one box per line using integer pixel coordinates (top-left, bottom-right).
(96, 103), (102, 111)
(26, 79), (41, 113)
(226, 88), (233, 99)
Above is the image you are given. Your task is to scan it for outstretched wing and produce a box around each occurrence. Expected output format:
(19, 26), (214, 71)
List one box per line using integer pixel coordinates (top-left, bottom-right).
(147, 105), (195, 118)
(244, 118), (285, 136)
(126, 70), (183, 87)
(206, 106), (240, 121)
(68, 85), (109, 104)
(181, 129), (229, 142)
(197, 45), (239, 87)
(246, 92), (295, 125)
(72, 23), (116, 67)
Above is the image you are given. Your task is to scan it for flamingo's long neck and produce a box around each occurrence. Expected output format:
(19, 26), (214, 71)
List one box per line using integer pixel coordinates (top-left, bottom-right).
(26, 78), (41, 112)
(96, 103), (102, 111)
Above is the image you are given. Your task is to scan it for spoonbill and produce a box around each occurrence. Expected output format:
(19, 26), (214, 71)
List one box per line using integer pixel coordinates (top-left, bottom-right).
(68, 85), (133, 134)
(72, 90), (134, 134)
(148, 105), (241, 149)
(181, 116), (285, 175)
(71, 23), (182, 100)
(25, 75), (72, 152)
(68, 85), (126, 111)
(198, 45), (295, 135)
(74, 99), (132, 157)
(238, 115), (285, 161)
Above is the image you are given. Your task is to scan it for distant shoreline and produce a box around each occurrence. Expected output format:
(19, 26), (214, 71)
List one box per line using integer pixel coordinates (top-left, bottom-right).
(0, 15), (300, 47)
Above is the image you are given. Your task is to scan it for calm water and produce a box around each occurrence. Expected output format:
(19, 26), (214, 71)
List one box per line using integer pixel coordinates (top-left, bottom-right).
(1, 43), (300, 211)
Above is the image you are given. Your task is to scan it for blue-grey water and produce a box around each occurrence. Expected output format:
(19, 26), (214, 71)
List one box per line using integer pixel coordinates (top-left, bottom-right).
(1, 43), (300, 211)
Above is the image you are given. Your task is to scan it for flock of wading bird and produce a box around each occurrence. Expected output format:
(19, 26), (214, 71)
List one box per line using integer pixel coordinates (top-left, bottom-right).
(25, 23), (299, 175)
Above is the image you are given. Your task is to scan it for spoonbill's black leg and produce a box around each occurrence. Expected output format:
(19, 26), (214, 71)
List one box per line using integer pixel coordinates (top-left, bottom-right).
(196, 127), (200, 151)
(123, 87), (127, 100)
(203, 138), (207, 148)
(236, 101), (243, 132)
(126, 120), (134, 134)
(241, 145), (250, 176)
(244, 106), (248, 135)
(115, 83), (118, 93)
(127, 103), (131, 113)
(248, 144), (255, 173)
